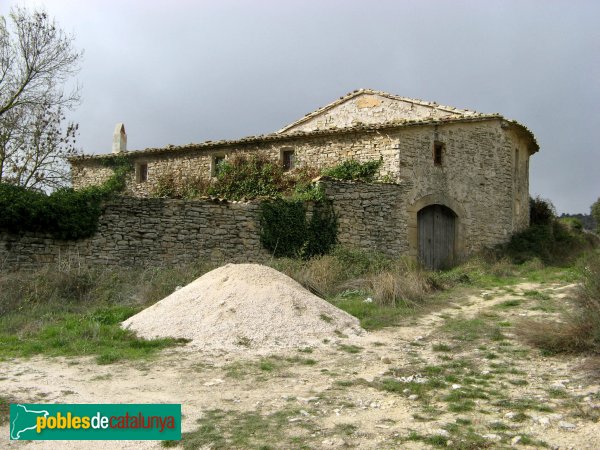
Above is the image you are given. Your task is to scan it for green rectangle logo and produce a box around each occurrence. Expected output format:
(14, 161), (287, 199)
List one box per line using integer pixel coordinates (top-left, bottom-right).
(10, 404), (181, 440)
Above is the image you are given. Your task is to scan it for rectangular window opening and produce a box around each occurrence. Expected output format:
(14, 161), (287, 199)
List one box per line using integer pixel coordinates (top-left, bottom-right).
(137, 163), (148, 183)
(212, 155), (225, 177)
(282, 149), (295, 172)
(433, 142), (444, 166)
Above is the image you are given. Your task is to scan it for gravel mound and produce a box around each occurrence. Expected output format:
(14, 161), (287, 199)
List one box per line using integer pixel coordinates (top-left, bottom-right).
(122, 263), (363, 352)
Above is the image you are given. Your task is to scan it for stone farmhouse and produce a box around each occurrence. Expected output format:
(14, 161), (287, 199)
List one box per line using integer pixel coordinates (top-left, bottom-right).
(69, 89), (538, 269)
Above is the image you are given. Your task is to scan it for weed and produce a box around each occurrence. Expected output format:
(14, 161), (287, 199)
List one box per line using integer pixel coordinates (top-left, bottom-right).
(493, 398), (553, 412)
(319, 314), (333, 323)
(547, 388), (569, 398)
(447, 399), (475, 412)
(338, 344), (362, 354)
(179, 407), (315, 449)
(442, 317), (504, 342)
(488, 421), (510, 431)
(259, 359), (276, 372)
(432, 343), (452, 352)
(494, 299), (521, 309)
(333, 423), (357, 436)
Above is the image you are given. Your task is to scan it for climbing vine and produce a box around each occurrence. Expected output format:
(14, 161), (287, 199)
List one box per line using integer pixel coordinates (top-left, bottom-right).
(260, 199), (338, 259)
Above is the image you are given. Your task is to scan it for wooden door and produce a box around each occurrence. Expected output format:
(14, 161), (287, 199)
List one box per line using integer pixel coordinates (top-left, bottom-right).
(418, 204), (456, 270)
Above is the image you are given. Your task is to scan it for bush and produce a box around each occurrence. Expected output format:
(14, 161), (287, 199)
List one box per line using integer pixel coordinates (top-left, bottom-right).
(322, 158), (382, 182)
(0, 183), (109, 239)
(592, 198), (600, 234)
(501, 216), (596, 265)
(0, 155), (132, 240)
(529, 196), (556, 226)
(152, 170), (212, 199)
(518, 251), (600, 355)
(369, 261), (433, 307)
(208, 153), (284, 200)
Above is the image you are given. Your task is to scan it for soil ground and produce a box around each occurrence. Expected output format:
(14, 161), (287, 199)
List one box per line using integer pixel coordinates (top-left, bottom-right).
(2, 281), (599, 449)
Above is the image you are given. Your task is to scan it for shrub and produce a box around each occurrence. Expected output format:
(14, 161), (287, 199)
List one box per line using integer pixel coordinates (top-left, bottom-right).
(529, 196), (556, 226)
(592, 198), (600, 234)
(322, 158), (382, 182)
(370, 263), (433, 307)
(518, 251), (600, 355)
(152, 170), (211, 199)
(208, 153), (284, 200)
(501, 216), (596, 265)
(0, 155), (132, 240)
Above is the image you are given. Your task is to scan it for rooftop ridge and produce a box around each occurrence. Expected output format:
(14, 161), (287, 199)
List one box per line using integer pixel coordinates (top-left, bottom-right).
(276, 88), (479, 134)
(69, 113), (538, 162)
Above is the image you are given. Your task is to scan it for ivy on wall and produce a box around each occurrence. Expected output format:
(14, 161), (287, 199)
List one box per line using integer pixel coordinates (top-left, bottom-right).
(260, 199), (338, 259)
(0, 156), (133, 240)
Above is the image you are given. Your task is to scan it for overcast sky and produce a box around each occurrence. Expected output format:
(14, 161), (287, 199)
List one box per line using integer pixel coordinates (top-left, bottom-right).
(2, 0), (599, 214)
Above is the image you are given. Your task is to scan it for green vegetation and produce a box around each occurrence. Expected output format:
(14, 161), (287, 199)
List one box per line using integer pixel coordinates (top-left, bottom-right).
(260, 199), (337, 259)
(519, 250), (600, 357)
(153, 153), (323, 201)
(0, 155), (132, 239)
(163, 407), (316, 449)
(592, 197), (600, 234)
(500, 196), (598, 264)
(321, 158), (383, 182)
(0, 263), (210, 363)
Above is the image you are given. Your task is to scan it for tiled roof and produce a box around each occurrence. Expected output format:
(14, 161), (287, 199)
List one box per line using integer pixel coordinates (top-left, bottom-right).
(69, 113), (538, 162)
(276, 88), (479, 133)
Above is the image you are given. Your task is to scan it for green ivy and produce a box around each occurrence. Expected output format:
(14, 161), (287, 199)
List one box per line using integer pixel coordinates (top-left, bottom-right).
(0, 156), (133, 240)
(260, 199), (337, 259)
(322, 158), (383, 182)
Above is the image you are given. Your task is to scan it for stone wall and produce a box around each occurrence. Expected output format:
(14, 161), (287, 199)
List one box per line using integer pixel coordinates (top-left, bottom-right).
(1, 176), (525, 272)
(1, 197), (269, 271)
(320, 179), (411, 257)
(1, 181), (415, 271)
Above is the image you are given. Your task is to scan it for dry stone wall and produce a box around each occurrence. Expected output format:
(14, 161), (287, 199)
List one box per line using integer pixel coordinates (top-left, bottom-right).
(319, 179), (411, 256)
(1, 197), (269, 271)
(0, 181), (413, 271)
(1, 174), (525, 271)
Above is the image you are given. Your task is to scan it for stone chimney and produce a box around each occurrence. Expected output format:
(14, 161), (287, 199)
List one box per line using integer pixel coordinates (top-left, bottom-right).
(112, 123), (127, 153)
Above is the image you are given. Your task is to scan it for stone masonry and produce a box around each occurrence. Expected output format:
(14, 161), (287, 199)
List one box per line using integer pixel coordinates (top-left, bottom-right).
(30, 89), (539, 268)
(1, 197), (268, 271)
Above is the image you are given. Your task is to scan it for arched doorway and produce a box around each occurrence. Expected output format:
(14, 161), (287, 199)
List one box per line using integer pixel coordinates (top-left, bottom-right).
(418, 204), (457, 270)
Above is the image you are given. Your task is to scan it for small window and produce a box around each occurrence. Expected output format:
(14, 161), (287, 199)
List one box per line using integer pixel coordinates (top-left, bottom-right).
(136, 163), (148, 183)
(212, 155), (225, 177)
(282, 150), (295, 171)
(433, 142), (444, 166)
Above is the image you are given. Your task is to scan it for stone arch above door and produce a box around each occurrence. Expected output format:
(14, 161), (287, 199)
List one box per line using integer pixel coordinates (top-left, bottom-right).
(407, 194), (467, 266)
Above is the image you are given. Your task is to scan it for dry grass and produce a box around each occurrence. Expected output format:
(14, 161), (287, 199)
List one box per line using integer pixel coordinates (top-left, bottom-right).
(292, 254), (346, 297)
(370, 264), (433, 307)
(518, 251), (600, 355)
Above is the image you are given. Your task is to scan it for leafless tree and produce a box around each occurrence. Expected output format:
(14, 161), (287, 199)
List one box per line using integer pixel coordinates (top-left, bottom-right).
(0, 6), (83, 190)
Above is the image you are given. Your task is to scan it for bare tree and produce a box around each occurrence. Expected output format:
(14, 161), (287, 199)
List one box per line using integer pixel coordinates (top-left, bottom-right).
(0, 6), (83, 190)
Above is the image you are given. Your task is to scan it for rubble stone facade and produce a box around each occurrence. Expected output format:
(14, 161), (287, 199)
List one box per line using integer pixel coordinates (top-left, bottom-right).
(7, 90), (538, 269)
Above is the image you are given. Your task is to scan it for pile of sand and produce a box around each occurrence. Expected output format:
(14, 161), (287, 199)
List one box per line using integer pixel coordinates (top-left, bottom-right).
(122, 263), (363, 352)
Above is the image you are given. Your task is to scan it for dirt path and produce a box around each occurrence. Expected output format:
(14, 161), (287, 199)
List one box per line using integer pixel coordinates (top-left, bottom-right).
(2, 281), (599, 449)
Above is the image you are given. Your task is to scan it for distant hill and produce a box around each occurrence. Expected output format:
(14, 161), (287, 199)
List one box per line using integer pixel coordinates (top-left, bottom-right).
(559, 213), (597, 231)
